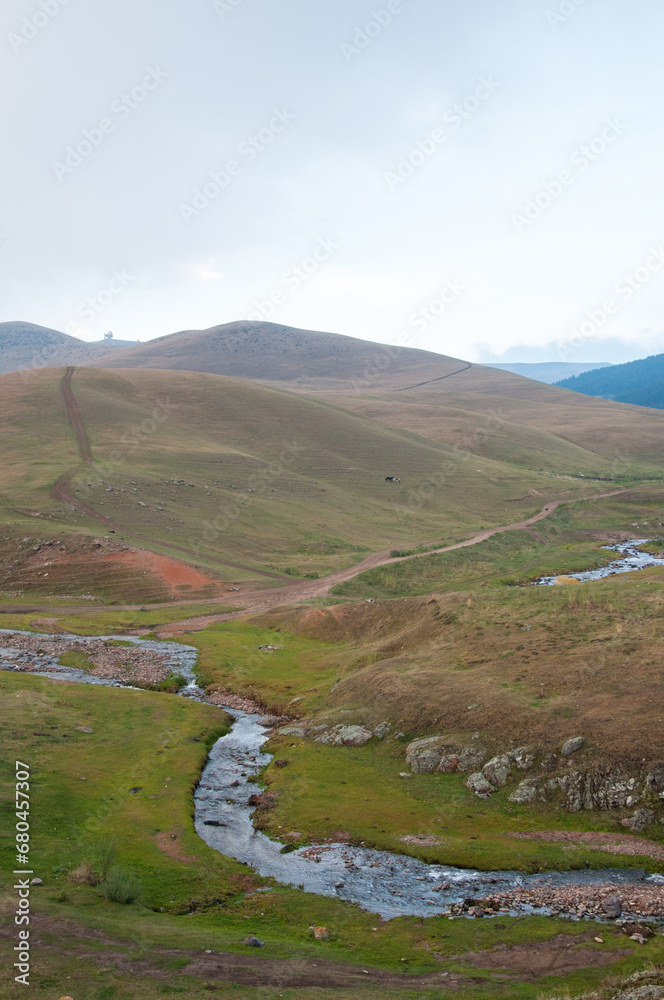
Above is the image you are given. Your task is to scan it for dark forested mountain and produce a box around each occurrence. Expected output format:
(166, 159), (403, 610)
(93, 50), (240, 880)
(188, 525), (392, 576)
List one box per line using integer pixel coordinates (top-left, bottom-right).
(556, 353), (664, 409)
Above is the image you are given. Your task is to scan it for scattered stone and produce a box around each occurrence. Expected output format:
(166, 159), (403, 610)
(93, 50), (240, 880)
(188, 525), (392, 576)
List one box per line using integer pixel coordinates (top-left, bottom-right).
(622, 809), (656, 834)
(630, 933), (649, 945)
(313, 926), (329, 940)
(128, 787), (143, 794)
(30, 877), (42, 885)
(374, 721), (390, 739)
(466, 772), (495, 798)
(509, 779), (538, 804)
(279, 726), (306, 737)
(561, 737), (585, 756)
(76, 726), (94, 733)
(243, 936), (264, 948)
(229, 780), (240, 787)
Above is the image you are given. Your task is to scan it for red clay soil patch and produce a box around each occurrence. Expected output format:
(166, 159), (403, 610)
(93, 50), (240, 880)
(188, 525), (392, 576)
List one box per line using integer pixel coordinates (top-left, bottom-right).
(0, 532), (224, 603)
(154, 832), (200, 864)
(511, 830), (664, 863)
(461, 934), (630, 978)
(103, 548), (223, 598)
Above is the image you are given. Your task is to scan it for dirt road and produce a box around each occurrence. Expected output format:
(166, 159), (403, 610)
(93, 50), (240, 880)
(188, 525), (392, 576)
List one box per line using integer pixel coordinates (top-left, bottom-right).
(3, 366), (649, 630)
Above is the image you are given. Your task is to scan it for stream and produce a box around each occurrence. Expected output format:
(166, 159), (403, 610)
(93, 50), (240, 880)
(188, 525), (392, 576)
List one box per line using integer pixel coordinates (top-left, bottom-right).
(2, 627), (663, 921)
(535, 539), (664, 586)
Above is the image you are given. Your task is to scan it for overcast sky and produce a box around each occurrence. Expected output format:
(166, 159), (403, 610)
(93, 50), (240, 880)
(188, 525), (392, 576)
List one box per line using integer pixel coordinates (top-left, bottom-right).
(2, 0), (663, 363)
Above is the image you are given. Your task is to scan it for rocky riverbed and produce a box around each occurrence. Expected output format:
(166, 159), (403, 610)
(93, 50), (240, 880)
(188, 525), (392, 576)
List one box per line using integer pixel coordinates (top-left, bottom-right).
(0, 628), (198, 689)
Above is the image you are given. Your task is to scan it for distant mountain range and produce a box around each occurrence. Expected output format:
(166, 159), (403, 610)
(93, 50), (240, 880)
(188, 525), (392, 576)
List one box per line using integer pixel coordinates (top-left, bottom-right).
(0, 322), (137, 374)
(556, 353), (664, 409)
(486, 361), (612, 384)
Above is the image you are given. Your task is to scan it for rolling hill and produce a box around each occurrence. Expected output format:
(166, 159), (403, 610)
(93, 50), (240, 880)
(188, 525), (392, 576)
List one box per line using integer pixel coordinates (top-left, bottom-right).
(557, 352), (664, 408)
(87, 319), (473, 389)
(0, 364), (636, 600)
(0, 321), (140, 374)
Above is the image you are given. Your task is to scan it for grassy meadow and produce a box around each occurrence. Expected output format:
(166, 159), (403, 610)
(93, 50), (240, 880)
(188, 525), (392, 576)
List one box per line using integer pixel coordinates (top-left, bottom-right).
(1, 671), (661, 1000)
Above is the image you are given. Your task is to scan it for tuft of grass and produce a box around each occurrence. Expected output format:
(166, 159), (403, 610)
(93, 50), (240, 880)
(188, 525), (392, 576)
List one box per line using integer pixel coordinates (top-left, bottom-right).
(101, 865), (142, 904)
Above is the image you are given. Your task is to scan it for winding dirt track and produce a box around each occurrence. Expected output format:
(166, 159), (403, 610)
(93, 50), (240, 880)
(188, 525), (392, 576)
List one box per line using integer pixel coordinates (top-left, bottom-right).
(3, 366), (650, 628)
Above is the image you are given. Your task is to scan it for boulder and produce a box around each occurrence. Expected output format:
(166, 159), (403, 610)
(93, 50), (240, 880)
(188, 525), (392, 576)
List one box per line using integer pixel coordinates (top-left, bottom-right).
(314, 725), (373, 747)
(313, 926), (329, 940)
(466, 772), (495, 798)
(280, 726), (306, 737)
(602, 895), (622, 918)
(337, 726), (373, 747)
(373, 722), (390, 739)
(621, 808), (655, 834)
(437, 754), (461, 773)
(482, 755), (512, 787)
(406, 737), (445, 773)
(243, 936), (264, 948)
(509, 779), (538, 804)
(561, 737), (584, 756)
(644, 763), (664, 796)
(458, 747), (487, 772)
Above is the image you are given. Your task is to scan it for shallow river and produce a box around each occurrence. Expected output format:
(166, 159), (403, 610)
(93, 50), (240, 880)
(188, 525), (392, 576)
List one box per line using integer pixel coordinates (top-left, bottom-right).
(535, 539), (664, 586)
(2, 627), (662, 920)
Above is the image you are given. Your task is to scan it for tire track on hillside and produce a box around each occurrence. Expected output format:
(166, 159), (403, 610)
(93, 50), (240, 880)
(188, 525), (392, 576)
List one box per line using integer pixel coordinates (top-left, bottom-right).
(394, 363), (472, 391)
(50, 367), (288, 581)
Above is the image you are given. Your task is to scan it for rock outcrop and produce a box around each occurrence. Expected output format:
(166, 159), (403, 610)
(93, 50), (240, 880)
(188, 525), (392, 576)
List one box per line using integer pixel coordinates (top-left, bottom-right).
(313, 725), (373, 747)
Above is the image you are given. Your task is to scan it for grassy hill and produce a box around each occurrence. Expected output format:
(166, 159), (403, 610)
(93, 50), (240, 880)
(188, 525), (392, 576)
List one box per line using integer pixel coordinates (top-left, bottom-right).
(2, 365), (664, 602)
(87, 319), (473, 389)
(2, 365), (595, 597)
(557, 352), (664, 408)
(0, 321), (140, 374)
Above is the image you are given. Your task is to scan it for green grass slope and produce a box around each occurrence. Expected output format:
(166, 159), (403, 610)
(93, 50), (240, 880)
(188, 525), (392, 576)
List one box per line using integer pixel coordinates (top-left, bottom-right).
(0, 366), (604, 591)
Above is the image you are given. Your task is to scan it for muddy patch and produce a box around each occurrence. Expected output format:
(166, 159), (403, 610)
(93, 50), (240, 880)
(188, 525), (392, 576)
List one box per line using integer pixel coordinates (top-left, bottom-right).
(461, 934), (630, 978)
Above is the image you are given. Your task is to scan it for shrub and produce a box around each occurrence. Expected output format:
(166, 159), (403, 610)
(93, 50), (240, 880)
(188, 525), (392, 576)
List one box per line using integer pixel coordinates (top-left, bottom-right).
(101, 865), (142, 904)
